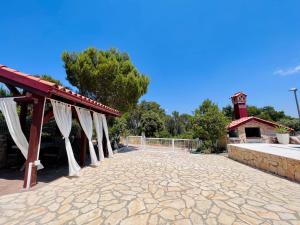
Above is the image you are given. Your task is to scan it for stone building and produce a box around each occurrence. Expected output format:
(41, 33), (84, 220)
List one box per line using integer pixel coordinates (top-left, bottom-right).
(227, 92), (290, 143)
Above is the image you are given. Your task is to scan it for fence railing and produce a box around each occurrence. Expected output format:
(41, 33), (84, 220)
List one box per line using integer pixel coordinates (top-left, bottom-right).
(123, 136), (201, 152)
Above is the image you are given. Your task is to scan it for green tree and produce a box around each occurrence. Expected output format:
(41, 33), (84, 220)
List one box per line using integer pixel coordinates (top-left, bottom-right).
(222, 105), (234, 120)
(0, 85), (10, 97)
(193, 99), (228, 153)
(139, 101), (166, 116)
(110, 117), (129, 146)
(247, 105), (286, 122)
(279, 118), (300, 132)
(140, 111), (164, 137)
(247, 105), (261, 117)
(62, 48), (149, 113)
(36, 74), (63, 86)
(165, 112), (193, 137)
(126, 100), (166, 135)
(261, 106), (285, 121)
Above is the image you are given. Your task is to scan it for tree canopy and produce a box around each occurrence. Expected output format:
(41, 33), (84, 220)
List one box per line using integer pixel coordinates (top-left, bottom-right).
(37, 74), (63, 86)
(62, 48), (149, 113)
(222, 104), (300, 132)
(124, 100), (167, 136)
(193, 100), (228, 152)
(140, 111), (164, 137)
(118, 100), (194, 138)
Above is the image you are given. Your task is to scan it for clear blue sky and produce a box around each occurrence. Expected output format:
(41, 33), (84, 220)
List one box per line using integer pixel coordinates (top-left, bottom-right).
(1, 0), (300, 116)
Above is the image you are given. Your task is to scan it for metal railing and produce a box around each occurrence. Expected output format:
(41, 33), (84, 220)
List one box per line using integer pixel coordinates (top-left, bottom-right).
(124, 136), (201, 152)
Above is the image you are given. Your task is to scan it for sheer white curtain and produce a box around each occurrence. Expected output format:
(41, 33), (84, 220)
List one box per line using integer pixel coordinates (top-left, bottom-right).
(51, 100), (80, 176)
(75, 107), (99, 166)
(93, 112), (105, 161)
(0, 98), (44, 169)
(101, 114), (113, 157)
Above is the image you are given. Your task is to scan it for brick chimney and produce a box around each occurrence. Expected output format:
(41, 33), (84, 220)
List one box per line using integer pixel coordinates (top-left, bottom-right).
(231, 92), (248, 119)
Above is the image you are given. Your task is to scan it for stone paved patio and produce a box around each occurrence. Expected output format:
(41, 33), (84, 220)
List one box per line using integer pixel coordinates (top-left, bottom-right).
(0, 148), (300, 225)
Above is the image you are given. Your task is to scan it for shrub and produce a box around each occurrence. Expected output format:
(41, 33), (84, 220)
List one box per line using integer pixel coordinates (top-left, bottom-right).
(275, 126), (290, 134)
(192, 99), (228, 153)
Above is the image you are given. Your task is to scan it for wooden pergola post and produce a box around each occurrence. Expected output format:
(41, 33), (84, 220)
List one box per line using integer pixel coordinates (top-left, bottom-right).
(23, 95), (46, 188)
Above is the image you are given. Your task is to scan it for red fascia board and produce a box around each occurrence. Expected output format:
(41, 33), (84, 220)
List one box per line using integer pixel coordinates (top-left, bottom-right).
(231, 92), (247, 98)
(227, 117), (293, 131)
(227, 117), (275, 130)
(50, 89), (120, 116)
(252, 117), (293, 131)
(0, 65), (120, 117)
(227, 118), (252, 131)
(0, 67), (52, 94)
(0, 76), (48, 97)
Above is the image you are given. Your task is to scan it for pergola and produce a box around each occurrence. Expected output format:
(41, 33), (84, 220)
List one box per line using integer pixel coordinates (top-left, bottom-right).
(0, 64), (120, 188)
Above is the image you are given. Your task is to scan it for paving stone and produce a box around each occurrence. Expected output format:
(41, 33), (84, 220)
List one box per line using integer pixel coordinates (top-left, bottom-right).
(127, 199), (145, 216)
(48, 202), (60, 212)
(190, 212), (204, 224)
(173, 218), (192, 225)
(218, 211), (236, 224)
(75, 208), (102, 224)
(148, 214), (158, 225)
(105, 208), (127, 225)
(160, 208), (180, 220)
(120, 213), (149, 225)
(1, 150), (300, 224)
(159, 199), (186, 210)
(104, 201), (127, 212)
(39, 212), (56, 224)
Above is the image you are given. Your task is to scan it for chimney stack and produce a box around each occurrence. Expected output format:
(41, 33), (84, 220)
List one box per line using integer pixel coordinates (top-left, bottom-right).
(231, 92), (248, 119)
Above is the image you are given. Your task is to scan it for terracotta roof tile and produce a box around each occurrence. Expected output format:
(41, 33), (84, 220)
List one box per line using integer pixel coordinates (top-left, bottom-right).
(231, 92), (247, 98)
(0, 64), (120, 116)
(227, 116), (292, 131)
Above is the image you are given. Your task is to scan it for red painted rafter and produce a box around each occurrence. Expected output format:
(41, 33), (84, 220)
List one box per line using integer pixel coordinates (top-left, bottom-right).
(0, 65), (120, 117)
(227, 116), (293, 131)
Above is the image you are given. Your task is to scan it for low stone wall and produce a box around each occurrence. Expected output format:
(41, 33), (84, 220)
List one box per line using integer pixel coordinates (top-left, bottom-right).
(228, 145), (300, 182)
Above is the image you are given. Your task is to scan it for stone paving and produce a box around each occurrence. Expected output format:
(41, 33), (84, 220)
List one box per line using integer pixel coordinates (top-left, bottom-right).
(0, 149), (300, 225)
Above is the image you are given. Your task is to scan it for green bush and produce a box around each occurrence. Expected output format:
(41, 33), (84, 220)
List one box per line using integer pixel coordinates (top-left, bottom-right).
(193, 100), (228, 153)
(275, 126), (290, 134)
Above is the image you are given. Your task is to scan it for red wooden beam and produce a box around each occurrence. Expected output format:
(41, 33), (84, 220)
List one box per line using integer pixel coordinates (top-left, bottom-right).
(5, 84), (21, 96)
(0, 77), (47, 97)
(0, 66), (52, 94)
(50, 89), (120, 116)
(23, 95), (46, 188)
(0, 65), (120, 117)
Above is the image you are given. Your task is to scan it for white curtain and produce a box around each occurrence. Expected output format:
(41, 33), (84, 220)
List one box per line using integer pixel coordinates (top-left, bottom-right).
(93, 112), (105, 161)
(0, 98), (28, 158)
(0, 98), (43, 169)
(75, 107), (99, 166)
(51, 100), (80, 176)
(101, 114), (113, 158)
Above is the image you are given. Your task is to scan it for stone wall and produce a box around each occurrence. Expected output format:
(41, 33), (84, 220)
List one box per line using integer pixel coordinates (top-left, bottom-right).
(228, 145), (300, 182)
(237, 120), (276, 142)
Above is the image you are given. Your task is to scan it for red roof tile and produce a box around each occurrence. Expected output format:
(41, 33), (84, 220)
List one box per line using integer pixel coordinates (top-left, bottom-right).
(227, 116), (292, 131)
(0, 65), (120, 116)
(231, 91), (247, 98)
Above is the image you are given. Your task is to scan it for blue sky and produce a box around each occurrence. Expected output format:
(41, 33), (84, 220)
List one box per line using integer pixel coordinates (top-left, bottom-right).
(1, 0), (300, 116)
